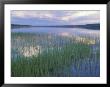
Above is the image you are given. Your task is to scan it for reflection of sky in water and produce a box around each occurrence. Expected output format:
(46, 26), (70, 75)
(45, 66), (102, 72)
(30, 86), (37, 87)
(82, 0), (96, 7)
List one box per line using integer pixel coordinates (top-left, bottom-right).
(72, 58), (100, 77)
(11, 27), (100, 36)
(11, 27), (100, 76)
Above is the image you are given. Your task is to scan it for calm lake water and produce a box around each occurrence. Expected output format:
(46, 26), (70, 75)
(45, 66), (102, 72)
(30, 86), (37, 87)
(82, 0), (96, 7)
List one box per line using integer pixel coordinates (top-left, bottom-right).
(11, 27), (99, 37)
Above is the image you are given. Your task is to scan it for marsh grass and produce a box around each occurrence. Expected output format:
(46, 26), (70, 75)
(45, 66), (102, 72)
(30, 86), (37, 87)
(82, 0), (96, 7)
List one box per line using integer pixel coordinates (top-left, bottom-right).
(11, 32), (99, 77)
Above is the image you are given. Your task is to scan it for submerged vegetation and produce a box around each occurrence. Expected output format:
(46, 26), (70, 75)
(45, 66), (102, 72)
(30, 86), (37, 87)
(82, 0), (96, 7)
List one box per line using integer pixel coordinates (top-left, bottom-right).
(11, 32), (100, 77)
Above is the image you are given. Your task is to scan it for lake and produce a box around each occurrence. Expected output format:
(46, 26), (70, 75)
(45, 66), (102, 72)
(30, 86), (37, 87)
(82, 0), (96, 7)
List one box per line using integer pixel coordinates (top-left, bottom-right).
(11, 27), (99, 37)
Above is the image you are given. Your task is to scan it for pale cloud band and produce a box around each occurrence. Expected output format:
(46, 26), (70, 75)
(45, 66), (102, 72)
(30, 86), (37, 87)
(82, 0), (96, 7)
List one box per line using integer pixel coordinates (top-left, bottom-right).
(11, 10), (100, 25)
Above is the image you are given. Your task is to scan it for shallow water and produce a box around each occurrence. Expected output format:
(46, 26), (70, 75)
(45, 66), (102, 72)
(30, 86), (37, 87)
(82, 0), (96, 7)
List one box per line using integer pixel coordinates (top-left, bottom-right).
(72, 56), (100, 77)
(68, 43), (99, 77)
(11, 27), (100, 77)
(11, 27), (99, 37)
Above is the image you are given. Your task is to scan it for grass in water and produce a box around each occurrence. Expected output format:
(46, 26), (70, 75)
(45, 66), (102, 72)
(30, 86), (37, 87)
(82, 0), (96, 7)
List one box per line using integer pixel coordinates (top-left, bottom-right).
(11, 32), (99, 77)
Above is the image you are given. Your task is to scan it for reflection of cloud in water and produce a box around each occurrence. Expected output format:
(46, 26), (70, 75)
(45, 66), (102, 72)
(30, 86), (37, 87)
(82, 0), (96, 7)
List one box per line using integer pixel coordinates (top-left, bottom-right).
(58, 28), (99, 38)
(12, 27), (99, 36)
(59, 32), (70, 37)
(71, 28), (99, 35)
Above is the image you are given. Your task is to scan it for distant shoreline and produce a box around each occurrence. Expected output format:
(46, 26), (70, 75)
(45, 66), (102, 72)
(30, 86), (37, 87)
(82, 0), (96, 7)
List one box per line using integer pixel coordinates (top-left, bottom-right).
(11, 23), (100, 30)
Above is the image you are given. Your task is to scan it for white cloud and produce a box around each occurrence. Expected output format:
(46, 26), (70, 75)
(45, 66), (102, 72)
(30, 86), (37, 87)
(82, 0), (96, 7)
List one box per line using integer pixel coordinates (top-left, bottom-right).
(11, 11), (54, 19)
(60, 11), (100, 21)
(11, 10), (100, 25)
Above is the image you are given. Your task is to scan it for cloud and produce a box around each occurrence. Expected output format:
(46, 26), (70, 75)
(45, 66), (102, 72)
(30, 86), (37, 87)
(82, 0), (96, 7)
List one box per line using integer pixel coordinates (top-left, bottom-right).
(11, 11), (54, 19)
(11, 10), (100, 25)
(60, 11), (100, 21)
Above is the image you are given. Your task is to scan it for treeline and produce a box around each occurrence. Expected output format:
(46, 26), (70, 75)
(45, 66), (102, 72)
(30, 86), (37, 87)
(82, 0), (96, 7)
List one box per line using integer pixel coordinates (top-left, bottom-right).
(11, 24), (32, 29)
(11, 23), (100, 30)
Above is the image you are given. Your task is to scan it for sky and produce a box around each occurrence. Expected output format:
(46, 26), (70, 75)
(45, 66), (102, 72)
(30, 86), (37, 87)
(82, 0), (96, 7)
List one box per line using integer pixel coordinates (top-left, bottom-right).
(11, 10), (100, 26)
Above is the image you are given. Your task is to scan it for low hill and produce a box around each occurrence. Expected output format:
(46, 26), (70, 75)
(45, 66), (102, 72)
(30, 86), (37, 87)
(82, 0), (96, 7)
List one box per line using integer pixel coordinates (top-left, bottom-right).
(11, 23), (100, 30)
